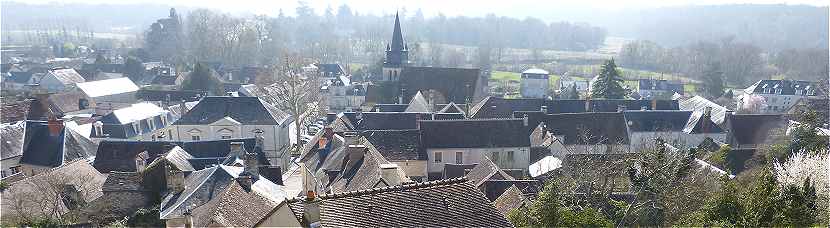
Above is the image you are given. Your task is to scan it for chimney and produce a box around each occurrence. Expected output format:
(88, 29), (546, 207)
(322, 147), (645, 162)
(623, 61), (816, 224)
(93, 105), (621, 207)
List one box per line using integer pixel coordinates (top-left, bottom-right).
(523, 114), (529, 127)
(230, 142), (245, 158)
(166, 164), (185, 193)
(244, 151), (259, 177)
(380, 163), (403, 186)
(236, 173), (254, 191)
(540, 105), (548, 114)
(47, 117), (63, 136)
(585, 99), (591, 112)
(651, 99), (657, 110)
(304, 198), (322, 226)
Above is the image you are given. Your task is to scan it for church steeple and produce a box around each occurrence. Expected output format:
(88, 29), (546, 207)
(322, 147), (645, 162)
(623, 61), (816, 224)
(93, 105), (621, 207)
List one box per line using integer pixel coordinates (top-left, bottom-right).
(391, 12), (405, 52)
(384, 12), (408, 68)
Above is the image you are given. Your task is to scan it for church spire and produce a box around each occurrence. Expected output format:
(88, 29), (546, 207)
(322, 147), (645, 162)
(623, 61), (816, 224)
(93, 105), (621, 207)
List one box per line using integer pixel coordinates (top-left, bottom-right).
(391, 12), (404, 52)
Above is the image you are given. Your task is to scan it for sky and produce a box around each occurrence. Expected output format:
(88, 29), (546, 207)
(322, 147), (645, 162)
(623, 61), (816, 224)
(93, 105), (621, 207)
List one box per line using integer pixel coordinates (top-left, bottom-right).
(7, 0), (829, 19)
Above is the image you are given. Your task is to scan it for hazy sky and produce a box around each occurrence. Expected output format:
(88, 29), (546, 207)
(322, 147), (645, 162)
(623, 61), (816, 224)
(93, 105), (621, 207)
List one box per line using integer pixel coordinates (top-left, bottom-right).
(6, 0), (829, 19)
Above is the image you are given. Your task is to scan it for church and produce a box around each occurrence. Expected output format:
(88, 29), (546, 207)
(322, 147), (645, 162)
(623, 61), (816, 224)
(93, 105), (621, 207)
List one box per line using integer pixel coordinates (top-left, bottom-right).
(369, 13), (485, 105)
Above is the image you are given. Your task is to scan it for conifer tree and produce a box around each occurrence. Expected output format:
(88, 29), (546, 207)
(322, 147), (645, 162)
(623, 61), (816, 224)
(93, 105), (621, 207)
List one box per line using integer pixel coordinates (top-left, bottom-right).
(591, 59), (627, 99)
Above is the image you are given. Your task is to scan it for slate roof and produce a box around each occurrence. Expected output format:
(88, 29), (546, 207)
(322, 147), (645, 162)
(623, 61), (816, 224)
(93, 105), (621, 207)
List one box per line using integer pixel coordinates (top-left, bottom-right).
(174, 96), (290, 126)
(532, 112), (630, 145)
(679, 96), (730, 126)
(419, 118), (532, 149)
(470, 97), (679, 118)
(190, 180), (281, 227)
(405, 91), (432, 112)
(493, 185), (527, 215)
(19, 121), (98, 167)
(728, 114), (787, 146)
(76, 77), (139, 98)
(314, 63), (346, 77)
(623, 110), (692, 132)
(0, 121), (25, 160)
(159, 165), (286, 220)
(442, 163), (478, 179)
(745, 79), (823, 96)
(101, 172), (144, 192)
(341, 112), (431, 130)
(93, 138), (263, 173)
(283, 177), (512, 227)
(136, 89), (206, 103)
(638, 79), (684, 93)
(400, 67), (479, 104)
(362, 130), (424, 161)
(371, 104), (409, 112)
(47, 68), (85, 85)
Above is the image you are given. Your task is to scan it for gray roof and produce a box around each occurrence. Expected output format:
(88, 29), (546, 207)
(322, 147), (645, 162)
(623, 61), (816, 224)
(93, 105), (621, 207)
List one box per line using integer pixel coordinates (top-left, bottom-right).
(174, 96), (291, 126)
(493, 185), (527, 215)
(19, 121), (98, 168)
(159, 165), (286, 220)
(419, 118), (532, 149)
(190, 180), (281, 227)
(679, 96), (730, 126)
(465, 156), (515, 188)
(1, 160), (106, 220)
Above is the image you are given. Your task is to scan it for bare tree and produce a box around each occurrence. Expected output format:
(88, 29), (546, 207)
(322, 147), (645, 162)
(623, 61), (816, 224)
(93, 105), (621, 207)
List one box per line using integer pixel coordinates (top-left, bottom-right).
(261, 56), (322, 155)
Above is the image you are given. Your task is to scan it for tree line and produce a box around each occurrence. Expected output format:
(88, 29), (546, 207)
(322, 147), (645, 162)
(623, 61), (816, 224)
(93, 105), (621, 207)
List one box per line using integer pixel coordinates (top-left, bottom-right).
(140, 2), (607, 68)
(617, 38), (829, 87)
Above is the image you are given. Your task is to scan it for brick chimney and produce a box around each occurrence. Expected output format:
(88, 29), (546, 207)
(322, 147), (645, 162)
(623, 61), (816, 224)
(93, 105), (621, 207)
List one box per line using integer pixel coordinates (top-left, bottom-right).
(244, 150), (259, 177)
(47, 117), (63, 136)
(540, 105), (548, 114)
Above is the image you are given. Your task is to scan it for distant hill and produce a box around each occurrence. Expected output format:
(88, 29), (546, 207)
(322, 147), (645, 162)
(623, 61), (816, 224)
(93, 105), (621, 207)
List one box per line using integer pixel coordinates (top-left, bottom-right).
(600, 4), (829, 51)
(0, 2), (192, 34)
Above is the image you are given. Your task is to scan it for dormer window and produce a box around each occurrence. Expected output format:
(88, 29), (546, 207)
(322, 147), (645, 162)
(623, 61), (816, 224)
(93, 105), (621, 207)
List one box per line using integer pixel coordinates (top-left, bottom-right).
(93, 121), (103, 137)
(188, 129), (202, 141)
(132, 122), (141, 134)
(160, 114), (167, 126)
(148, 118), (156, 130)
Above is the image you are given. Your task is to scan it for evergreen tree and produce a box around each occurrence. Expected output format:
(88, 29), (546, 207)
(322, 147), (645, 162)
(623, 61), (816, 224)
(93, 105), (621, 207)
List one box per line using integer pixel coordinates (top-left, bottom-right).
(182, 63), (219, 94)
(591, 59), (627, 99)
(123, 57), (144, 83)
(701, 62), (725, 98)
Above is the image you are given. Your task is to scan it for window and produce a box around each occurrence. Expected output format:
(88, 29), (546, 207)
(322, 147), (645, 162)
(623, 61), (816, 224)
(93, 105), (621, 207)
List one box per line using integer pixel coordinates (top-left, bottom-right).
(221, 135), (232, 139)
(10, 166), (19, 174)
(455, 152), (463, 164)
(160, 115), (167, 126)
(132, 122), (141, 134)
(434, 152), (442, 163)
(148, 118), (156, 130)
(191, 135), (201, 141)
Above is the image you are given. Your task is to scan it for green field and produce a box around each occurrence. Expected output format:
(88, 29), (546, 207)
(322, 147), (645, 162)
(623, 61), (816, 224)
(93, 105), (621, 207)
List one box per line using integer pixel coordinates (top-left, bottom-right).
(491, 69), (701, 95)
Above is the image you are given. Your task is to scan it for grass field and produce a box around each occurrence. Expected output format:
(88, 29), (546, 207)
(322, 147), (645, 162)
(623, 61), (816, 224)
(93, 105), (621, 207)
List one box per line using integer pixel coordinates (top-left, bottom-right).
(491, 69), (702, 94)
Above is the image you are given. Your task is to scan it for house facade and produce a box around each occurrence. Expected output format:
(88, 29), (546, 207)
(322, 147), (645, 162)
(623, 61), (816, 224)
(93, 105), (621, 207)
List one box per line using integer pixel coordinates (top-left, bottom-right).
(737, 79), (823, 113)
(419, 118), (532, 179)
(91, 102), (176, 140)
(520, 68), (550, 98)
(170, 96), (292, 171)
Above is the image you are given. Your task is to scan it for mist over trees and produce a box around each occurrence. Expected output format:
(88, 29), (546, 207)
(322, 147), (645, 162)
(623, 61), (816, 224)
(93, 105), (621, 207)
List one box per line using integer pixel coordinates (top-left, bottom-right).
(609, 4), (829, 51)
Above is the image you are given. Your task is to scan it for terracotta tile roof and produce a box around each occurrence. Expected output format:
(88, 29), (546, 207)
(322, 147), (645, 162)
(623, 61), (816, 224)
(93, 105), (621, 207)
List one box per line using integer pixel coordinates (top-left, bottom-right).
(190, 180), (280, 227)
(493, 185), (527, 215)
(287, 177), (512, 227)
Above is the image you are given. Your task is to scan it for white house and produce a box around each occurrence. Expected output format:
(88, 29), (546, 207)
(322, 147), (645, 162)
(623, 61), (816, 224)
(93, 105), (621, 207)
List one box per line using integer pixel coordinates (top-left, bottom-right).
(520, 68), (550, 99)
(558, 74), (589, 93)
(39, 68), (85, 93)
(322, 75), (365, 112)
(170, 96), (293, 172)
(737, 79), (823, 113)
(419, 118), (532, 179)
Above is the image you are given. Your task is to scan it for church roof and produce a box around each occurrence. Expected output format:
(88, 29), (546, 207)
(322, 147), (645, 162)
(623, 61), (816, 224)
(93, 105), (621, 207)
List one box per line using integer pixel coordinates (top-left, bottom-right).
(391, 12), (405, 52)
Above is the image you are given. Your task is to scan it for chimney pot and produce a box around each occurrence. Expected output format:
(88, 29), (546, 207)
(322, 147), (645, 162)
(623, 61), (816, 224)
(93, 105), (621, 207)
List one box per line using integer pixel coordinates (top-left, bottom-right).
(523, 114), (529, 127)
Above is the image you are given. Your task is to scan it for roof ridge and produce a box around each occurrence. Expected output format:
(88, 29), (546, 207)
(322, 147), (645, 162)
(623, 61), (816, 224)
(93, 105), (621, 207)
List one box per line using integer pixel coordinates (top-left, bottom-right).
(419, 118), (522, 122)
(318, 177), (468, 200)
